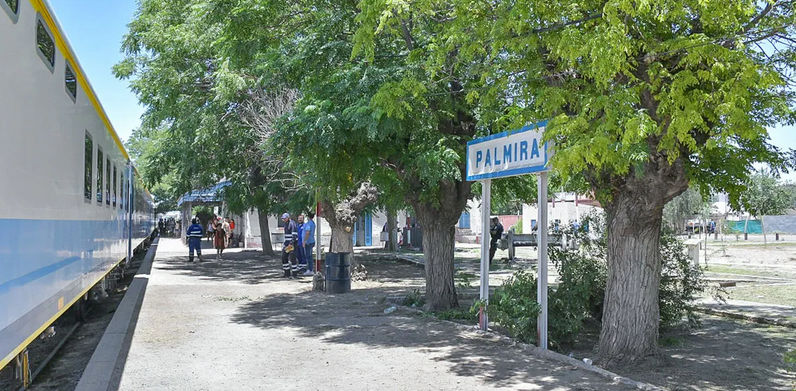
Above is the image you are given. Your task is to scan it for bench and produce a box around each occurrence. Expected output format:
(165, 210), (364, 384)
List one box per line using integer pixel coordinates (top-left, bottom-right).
(499, 228), (564, 261)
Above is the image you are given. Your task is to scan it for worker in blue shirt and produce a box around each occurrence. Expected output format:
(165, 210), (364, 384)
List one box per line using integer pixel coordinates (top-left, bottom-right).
(187, 217), (204, 262)
(302, 212), (317, 275)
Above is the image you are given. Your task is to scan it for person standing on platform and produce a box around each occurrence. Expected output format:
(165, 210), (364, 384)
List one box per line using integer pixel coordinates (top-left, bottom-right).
(214, 221), (226, 260)
(489, 217), (503, 265)
(187, 217), (204, 263)
(296, 214), (306, 273)
(207, 218), (215, 243)
(229, 218), (236, 247)
(281, 213), (299, 278)
(222, 218), (231, 247)
(302, 212), (317, 275)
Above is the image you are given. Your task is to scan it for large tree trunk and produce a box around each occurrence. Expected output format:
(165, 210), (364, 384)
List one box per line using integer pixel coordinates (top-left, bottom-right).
(416, 218), (458, 310)
(386, 210), (397, 252)
(321, 182), (379, 267)
(410, 177), (470, 311)
(258, 212), (274, 256)
(329, 221), (354, 253)
(598, 191), (664, 365)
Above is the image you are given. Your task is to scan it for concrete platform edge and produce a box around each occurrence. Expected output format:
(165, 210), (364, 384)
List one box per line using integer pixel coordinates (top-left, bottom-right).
(74, 238), (159, 391)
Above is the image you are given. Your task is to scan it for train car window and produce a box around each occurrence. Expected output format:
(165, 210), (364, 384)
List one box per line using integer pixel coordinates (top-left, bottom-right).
(84, 133), (92, 200)
(113, 165), (117, 207)
(1, 0), (19, 22)
(36, 18), (56, 70)
(65, 64), (77, 100)
(105, 158), (111, 205)
(119, 171), (124, 209)
(96, 149), (103, 203)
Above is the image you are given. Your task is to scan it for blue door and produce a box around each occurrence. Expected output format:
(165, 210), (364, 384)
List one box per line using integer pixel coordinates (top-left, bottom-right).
(364, 213), (373, 246)
(459, 211), (471, 229)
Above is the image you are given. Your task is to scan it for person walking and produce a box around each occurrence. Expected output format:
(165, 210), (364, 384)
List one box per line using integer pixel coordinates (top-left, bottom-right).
(489, 217), (504, 265)
(207, 218), (215, 243)
(281, 213), (299, 278)
(213, 221), (226, 260)
(222, 218), (231, 248)
(302, 212), (317, 275)
(186, 217), (204, 263)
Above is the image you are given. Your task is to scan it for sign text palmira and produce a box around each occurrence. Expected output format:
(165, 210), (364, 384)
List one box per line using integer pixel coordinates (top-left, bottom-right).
(466, 121), (551, 181)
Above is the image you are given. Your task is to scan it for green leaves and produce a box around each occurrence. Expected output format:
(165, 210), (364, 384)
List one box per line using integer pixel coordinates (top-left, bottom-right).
(740, 169), (794, 217)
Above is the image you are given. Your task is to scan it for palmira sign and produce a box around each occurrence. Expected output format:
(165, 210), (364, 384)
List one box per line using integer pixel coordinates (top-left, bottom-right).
(465, 121), (551, 181)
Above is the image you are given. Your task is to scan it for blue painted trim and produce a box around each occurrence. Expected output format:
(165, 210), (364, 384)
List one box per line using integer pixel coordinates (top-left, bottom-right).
(0, 256), (82, 295)
(0, 216), (153, 362)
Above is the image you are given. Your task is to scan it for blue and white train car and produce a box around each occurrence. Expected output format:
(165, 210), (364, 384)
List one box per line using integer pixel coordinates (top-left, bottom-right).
(0, 0), (155, 371)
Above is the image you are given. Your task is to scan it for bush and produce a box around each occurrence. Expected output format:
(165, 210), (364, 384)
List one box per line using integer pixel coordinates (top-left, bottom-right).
(487, 211), (715, 348)
(487, 271), (541, 344)
(659, 235), (707, 328)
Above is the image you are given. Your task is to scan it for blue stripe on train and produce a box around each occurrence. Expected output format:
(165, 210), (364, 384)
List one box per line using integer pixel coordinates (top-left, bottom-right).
(0, 217), (151, 336)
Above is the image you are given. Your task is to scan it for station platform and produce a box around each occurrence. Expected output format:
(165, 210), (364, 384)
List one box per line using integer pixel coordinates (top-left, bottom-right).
(77, 238), (638, 390)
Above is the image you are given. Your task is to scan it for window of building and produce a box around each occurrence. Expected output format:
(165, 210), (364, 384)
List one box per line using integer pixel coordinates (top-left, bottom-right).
(105, 158), (110, 205)
(96, 149), (103, 203)
(113, 165), (117, 207)
(36, 18), (55, 70)
(84, 133), (92, 200)
(65, 64), (77, 100)
(2, 0), (19, 22)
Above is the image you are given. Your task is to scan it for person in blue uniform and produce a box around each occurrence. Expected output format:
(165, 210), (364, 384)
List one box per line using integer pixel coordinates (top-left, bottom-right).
(187, 217), (204, 262)
(281, 213), (299, 278)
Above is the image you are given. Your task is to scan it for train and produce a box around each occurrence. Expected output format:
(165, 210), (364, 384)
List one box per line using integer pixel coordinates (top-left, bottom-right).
(0, 0), (155, 375)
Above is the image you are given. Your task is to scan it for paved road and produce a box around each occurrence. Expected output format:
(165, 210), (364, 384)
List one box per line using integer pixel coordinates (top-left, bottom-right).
(116, 238), (634, 390)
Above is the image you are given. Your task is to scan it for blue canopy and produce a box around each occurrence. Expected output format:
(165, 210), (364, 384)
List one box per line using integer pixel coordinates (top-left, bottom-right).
(177, 181), (231, 206)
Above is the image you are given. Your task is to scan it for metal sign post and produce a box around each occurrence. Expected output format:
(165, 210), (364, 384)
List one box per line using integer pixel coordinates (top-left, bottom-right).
(466, 121), (552, 341)
(537, 171), (549, 349)
(478, 179), (491, 331)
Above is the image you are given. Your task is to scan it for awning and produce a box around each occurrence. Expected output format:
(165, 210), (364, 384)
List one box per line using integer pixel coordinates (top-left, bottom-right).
(177, 181), (231, 206)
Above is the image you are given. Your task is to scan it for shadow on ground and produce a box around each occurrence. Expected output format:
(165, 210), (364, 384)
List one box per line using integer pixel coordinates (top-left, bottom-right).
(606, 317), (796, 391)
(219, 256), (629, 390)
(154, 241), (282, 285)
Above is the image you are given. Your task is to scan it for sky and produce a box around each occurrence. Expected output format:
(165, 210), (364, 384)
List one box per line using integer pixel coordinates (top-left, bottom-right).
(48, 0), (144, 144)
(49, 1), (796, 181)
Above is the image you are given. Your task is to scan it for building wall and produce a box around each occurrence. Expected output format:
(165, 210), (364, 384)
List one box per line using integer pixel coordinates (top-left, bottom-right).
(522, 201), (598, 233)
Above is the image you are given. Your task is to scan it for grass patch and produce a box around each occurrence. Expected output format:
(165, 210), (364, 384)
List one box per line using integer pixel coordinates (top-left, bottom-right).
(660, 336), (685, 347)
(704, 265), (783, 278)
(708, 241), (796, 249)
(725, 284), (796, 307)
(434, 308), (476, 322)
(403, 289), (425, 308)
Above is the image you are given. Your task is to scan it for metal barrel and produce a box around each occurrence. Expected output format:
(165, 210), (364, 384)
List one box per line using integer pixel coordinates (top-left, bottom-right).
(324, 252), (351, 293)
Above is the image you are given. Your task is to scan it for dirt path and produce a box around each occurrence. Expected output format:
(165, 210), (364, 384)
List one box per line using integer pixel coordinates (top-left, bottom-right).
(116, 239), (634, 390)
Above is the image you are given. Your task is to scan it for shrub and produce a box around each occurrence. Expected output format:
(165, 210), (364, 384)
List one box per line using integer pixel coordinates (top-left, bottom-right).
(487, 211), (716, 348)
(659, 235), (707, 328)
(487, 270), (541, 344)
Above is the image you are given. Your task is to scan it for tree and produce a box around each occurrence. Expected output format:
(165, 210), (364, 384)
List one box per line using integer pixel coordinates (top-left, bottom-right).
(115, 0), (304, 255)
(380, 0), (796, 364)
(211, 0), (484, 310)
(663, 187), (708, 234)
(741, 169), (795, 242)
